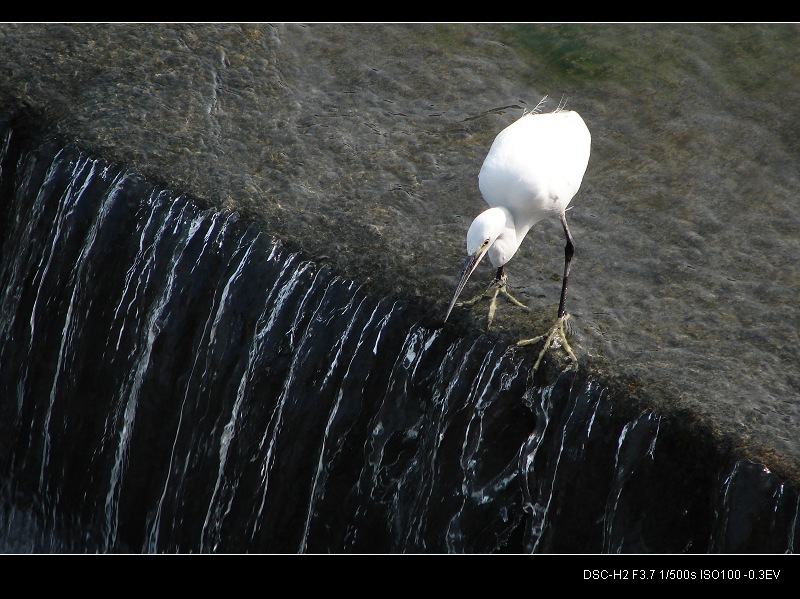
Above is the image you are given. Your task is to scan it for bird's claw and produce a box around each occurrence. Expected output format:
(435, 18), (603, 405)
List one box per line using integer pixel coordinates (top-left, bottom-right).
(456, 276), (529, 329)
(517, 314), (577, 371)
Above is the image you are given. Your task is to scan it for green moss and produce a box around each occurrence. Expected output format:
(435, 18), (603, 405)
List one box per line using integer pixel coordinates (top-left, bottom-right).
(503, 24), (628, 83)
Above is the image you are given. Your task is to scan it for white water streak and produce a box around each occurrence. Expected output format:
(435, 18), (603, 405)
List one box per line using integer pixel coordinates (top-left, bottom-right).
(207, 258), (316, 542)
(443, 344), (509, 550)
(528, 375), (582, 554)
(103, 202), (207, 550)
(39, 160), (115, 493)
(110, 191), (170, 352)
(298, 286), (368, 552)
(602, 414), (660, 553)
(145, 213), (246, 551)
(0, 146), (81, 420)
(194, 244), (300, 552)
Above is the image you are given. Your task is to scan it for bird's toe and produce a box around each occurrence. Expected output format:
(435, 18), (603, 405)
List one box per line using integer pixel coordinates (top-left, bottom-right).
(516, 314), (578, 371)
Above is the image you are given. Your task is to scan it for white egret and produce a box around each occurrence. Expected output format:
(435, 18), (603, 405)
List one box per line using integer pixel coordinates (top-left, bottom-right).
(444, 102), (591, 369)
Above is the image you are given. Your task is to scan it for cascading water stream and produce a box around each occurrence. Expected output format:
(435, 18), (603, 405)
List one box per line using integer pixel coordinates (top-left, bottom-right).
(0, 122), (798, 553)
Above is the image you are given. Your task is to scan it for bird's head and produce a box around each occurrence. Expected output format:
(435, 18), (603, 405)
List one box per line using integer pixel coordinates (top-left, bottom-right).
(444, 207), (509, 323)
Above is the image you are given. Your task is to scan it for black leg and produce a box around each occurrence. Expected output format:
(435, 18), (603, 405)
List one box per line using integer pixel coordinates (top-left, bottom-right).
(557, 211), (575, 319)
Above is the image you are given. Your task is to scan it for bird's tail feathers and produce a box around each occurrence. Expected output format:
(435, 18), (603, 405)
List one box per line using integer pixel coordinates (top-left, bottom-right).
(525, 95), (570, 117)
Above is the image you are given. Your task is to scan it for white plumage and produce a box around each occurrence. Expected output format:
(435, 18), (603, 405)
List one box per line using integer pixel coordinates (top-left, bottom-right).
(445, 106), (591, 368)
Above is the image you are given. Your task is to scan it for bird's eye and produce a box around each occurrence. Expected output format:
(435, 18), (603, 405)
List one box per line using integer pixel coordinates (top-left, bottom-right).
(483, 239), (490, 247)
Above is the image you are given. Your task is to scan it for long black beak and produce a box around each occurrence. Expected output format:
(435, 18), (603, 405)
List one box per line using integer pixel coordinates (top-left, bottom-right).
(444, 249), (487, 323)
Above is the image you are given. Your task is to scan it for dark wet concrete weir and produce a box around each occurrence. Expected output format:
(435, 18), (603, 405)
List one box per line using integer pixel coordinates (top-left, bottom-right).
(0, 126), (797, 553)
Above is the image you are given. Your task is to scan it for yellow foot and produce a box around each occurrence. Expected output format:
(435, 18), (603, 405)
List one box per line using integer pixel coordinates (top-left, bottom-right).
(455, 274), (530, 328)
(516, 314), (577, 371)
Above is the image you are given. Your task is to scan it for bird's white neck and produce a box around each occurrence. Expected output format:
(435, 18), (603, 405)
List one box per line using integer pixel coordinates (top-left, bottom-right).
(488, 207), (524, 267)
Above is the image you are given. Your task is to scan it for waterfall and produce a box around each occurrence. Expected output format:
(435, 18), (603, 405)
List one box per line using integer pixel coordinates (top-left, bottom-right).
(0, 119), (797, 553)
